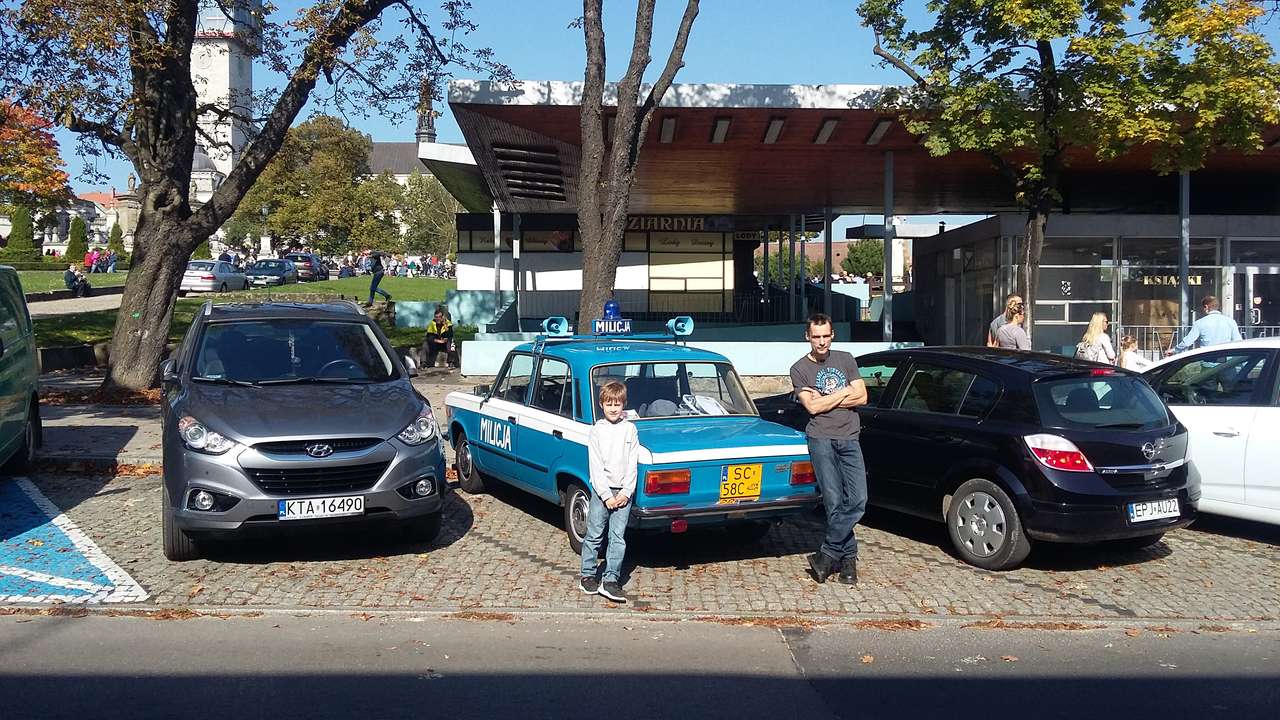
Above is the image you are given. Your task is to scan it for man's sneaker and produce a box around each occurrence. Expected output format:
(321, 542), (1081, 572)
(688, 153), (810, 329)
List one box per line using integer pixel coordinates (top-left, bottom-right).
(598, 581), (627, 603)
(807, 552), (837, 584)
(836, 558), (858, 585)
(579, 576), (600, 595)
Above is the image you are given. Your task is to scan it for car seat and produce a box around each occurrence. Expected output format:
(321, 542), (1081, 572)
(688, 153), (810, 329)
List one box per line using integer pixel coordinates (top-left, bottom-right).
(1064, 387), (1100, 414)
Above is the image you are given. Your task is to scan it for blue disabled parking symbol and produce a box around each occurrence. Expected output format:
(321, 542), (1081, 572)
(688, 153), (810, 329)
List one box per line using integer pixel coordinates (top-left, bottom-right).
(0, 478), (148, 604)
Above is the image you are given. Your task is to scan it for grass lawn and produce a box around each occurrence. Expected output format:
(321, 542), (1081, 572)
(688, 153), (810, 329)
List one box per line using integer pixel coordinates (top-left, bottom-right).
(19, 271), (129, 294)
(33, 277), (459, 349)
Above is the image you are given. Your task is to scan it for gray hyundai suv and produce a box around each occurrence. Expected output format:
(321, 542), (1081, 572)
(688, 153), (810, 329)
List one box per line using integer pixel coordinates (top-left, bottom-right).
(160, 301), (448, 560)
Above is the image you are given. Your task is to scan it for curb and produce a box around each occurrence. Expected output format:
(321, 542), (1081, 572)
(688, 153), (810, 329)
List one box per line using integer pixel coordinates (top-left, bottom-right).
(38, 454), (163, 471)
(25, 285), (126, 304)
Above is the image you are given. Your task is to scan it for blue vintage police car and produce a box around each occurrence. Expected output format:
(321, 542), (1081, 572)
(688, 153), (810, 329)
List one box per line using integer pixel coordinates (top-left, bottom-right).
(443, 318), (819, 552)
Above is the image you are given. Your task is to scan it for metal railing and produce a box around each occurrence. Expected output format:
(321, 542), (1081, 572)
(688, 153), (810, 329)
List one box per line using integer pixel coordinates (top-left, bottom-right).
(1120, 323), (1280, 358)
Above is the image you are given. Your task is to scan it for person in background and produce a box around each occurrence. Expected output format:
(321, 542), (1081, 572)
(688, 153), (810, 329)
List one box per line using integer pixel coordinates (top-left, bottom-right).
(366, 250), (391, 304)
(987, 294), (1023, 347)
(1118, 335), (1153, 371)
(1167, 295), (1242, 356)
(63, 264), (91, 297)
(84, 248), (95, 273)
(994, 308), (1031, 350)
(1075, 312), (1116, 364)
(217, 248), (232, 263)
(422, 309), (455, 368)
(107, 248), (118, 273)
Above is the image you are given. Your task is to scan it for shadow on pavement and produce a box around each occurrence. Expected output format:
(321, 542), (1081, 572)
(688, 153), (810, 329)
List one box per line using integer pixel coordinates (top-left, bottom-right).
(1187, 514), (1280, 546)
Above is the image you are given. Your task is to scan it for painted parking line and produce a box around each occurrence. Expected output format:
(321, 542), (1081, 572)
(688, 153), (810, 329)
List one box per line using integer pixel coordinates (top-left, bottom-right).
(0, 478), (148, 604)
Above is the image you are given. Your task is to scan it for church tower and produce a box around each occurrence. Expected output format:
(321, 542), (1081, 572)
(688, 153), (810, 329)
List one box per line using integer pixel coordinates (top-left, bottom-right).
(192, 1), (259, 177)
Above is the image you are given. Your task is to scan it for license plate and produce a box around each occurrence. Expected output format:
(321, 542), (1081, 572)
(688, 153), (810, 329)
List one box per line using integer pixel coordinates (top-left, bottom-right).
(719, 464), (762, 504)
(277, 495), (364, 520)
(1128, 498), (1179, 523)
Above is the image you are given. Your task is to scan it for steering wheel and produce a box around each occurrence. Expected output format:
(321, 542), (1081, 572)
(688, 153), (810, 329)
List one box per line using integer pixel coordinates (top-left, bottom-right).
(1184, 386), (1208, 405)
(317, 359), (362, 377)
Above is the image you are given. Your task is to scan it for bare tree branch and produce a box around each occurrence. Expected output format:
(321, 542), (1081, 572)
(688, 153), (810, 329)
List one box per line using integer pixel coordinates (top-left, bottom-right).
(873, 31), (926, 87)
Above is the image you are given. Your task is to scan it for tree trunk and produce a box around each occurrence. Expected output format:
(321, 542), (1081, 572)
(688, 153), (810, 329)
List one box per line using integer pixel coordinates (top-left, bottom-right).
(1018, 191), (1053, 344)
(103, 216), (194, 390)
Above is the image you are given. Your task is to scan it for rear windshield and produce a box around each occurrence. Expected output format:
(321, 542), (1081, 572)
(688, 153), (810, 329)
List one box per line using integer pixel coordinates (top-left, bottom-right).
(187, 261), (214, 271)
(193, 320), (394, 384)
(250, 260), (286, 271)
(590, 361), (757, 419)
(1033, 375), (1171, 431)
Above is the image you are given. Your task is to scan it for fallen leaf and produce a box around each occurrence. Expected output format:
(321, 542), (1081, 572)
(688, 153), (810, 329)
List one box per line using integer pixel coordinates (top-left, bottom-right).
(860, 655), (874, 664)
(1001, 655), (1019, 662)
(1124, 629), (1142, 637)
(188, 583), (205, 599)
(353, 612), (375, 621)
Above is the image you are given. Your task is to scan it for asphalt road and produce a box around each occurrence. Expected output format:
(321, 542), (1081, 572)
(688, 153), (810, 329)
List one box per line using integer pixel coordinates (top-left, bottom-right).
(2, 613), (1276, 720)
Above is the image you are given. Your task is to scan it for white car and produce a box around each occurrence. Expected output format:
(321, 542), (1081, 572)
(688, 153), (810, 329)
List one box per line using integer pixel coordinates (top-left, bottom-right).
(1144, 338), (1280, 525)
(179, 260), (249, 293)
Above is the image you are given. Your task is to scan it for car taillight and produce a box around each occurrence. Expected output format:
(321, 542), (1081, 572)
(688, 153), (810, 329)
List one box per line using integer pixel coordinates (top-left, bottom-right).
(1024, 433), (1094, 472)
(790, 461), (816, 485)
(1090, 368), (1115, 376)
(644, 469), (690, 495)
(200, 274), (215, 280)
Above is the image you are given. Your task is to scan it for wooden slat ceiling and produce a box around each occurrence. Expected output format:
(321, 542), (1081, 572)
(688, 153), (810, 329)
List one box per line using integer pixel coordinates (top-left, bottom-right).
(453, 103), (1280, 216)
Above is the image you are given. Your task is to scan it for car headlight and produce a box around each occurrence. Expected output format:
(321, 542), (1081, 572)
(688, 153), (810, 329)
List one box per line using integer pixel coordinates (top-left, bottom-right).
(177, 416), (238, 455)
(397, 403), (440, 446)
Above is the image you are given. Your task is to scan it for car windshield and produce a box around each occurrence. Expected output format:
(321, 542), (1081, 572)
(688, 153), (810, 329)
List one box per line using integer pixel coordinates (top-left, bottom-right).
(192, 320), (395, 384)
(1033, 375), (1171, 431)
(590, 361), (757, 419)
(250, 261), (285, 272)
(187, 261), (215, 271)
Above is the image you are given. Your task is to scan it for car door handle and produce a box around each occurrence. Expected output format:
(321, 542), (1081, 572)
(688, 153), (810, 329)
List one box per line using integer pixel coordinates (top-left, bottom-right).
(552, 430), (563, 439)
(1212, 428), (1240, 437)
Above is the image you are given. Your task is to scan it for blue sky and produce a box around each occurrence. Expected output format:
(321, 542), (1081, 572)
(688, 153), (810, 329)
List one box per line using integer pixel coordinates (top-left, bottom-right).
(54, 0), (1280, 235)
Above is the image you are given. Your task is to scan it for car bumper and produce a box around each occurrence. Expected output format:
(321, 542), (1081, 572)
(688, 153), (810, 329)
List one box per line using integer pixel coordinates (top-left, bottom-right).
(167, 438), (449, 537)
(180, 280), (219, 292)
(1021, 488), (1197, 543)
(629, 492), (820, 529)
(249, 277), (285, 286)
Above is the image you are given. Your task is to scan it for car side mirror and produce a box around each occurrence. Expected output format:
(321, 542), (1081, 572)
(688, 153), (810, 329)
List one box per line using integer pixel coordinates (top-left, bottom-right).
(403, 355), (418, 377)
(473, 384), (491, 397)
(161, 358), (177, 382)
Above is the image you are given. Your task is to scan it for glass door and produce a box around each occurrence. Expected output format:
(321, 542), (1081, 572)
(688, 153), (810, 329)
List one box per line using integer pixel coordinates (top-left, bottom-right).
(1234, 266), (1280, 337)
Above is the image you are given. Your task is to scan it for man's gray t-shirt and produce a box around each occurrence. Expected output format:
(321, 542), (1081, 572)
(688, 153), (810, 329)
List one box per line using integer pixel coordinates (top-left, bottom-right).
(790, 350), (861, 440)
(989, 313), (1009, 338)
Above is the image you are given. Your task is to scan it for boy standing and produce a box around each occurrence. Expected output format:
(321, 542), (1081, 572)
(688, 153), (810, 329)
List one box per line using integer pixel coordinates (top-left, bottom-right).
(579, 381), (639, 603)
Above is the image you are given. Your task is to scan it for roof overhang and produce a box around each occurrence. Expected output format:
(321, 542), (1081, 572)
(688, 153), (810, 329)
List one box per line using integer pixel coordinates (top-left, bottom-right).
(448, 80), (1280, 217)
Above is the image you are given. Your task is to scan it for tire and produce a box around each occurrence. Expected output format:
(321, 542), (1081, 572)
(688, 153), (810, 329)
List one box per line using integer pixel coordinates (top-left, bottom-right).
(1, 401), (40, 474)
(724, 520), (773, 544)
(563, 480), (590, 555)
(1108, 533), (1165, 552)
(400, 512), (442, 544)
(946, 478), (1032, 570)
(161, 485), (201, 561)
(453, 432), (486, 494)
(218, 282), (227, 292)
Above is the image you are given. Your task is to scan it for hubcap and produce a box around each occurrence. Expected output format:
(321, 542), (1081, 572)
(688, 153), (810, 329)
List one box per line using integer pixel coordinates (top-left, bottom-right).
(569, 489), (589, 542)
(457, 441), (472, 479)
(954, 491), (1007, 558)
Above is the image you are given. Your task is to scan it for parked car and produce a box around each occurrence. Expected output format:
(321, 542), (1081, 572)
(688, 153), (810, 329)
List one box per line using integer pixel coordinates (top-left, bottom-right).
(179, 260), (249, 294)
(443, 322), (820, 552)
(159, 301), (446, 560)
(284, 253), (330, 282)
(844, 347), (1194, 570)
(0, 266), (41, 472)
(1143, 338), (1280, 526)
(245, 259), (298, 286)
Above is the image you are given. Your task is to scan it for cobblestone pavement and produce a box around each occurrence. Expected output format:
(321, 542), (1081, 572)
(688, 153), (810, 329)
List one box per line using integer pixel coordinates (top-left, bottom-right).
(15, 468), (1279, 621)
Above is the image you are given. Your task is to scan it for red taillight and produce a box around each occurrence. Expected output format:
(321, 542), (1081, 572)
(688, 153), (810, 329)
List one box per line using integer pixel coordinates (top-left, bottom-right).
(1024, 433), (1094, 472)
(790, 461), (816, 485)
(200, 274), (216, 280)
(644, 469), (691, 495)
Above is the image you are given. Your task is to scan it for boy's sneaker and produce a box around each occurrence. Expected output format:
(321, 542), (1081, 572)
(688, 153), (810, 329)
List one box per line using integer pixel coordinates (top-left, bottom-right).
(598, 581), (627, 603)
(579, 576), (600, 595)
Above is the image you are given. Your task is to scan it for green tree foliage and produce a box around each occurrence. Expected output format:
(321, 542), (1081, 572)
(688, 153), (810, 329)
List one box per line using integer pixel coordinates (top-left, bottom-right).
(192, 238), (211, 260)
(107, 221), (126, 258)
(842, 239), (883, 278)
(66, 216), (87, 262)
(7, 206), (34, 249)
(858, 0), (1280, 335)
(402, 170), (463, 258)
(754, 252), (825, 287)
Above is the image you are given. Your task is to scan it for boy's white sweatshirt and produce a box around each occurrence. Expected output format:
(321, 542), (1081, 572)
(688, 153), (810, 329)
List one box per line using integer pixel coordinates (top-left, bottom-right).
(587, 417), (639, 499)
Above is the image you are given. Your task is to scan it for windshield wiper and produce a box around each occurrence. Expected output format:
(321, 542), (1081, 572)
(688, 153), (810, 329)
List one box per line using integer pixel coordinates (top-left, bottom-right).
(254, 376), (376, 385)
(192, 376), (260, 388)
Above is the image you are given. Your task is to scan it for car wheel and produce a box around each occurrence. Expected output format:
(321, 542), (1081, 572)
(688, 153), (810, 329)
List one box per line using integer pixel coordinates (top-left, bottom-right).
(946, 478), (1032, 570)
(400, 512), (442, 545)
(453, 432), (486, 494)
(1, 402), (40, 474)
(724, 520), (772, 544)
(218, 282), (227, 292)
(1107, 533), (1165, 553)
(161, 485), (201, 561)
(563, 480), (590, 555)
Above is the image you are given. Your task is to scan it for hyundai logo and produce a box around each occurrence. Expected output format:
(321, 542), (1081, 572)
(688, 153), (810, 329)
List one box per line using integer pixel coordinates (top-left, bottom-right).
(305, 443), (334, 458)
(1141, 442), (1156, 462)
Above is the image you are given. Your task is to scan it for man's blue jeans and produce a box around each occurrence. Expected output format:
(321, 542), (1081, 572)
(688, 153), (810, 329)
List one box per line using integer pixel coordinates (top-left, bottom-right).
(368, 271), (390, 303)
(579, 491), (631, 583)
(807, 436), (868, 562)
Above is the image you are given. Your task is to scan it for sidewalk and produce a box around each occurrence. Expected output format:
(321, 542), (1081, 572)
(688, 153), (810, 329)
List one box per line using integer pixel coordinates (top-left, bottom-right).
(28, 293), (124, 319)
(37, 369), (477, 467)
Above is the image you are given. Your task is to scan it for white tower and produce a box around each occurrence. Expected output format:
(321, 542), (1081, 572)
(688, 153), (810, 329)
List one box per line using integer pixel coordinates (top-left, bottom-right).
(192, 1), (259, 177)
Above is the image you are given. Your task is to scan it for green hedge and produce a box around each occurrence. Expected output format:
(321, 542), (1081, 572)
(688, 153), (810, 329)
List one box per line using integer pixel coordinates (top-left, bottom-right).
(0, 248), (46, 264)
(0, 258), (132, 271)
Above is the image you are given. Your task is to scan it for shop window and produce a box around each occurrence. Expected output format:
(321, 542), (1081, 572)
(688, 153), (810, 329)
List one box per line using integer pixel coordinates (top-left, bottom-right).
(1121, 238), (1218, 266)
(1229, 240), (1280, 264)
(1042, 237), (1114, 266)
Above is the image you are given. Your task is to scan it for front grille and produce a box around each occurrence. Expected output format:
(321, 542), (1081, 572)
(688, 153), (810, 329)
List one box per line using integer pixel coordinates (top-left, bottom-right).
(255, 438), (382, 455)
(246, 461), (390, 495)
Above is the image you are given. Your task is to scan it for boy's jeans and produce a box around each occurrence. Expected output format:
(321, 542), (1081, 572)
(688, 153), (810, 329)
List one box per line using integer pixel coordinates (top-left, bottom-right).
(579, 491), (631, 583)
